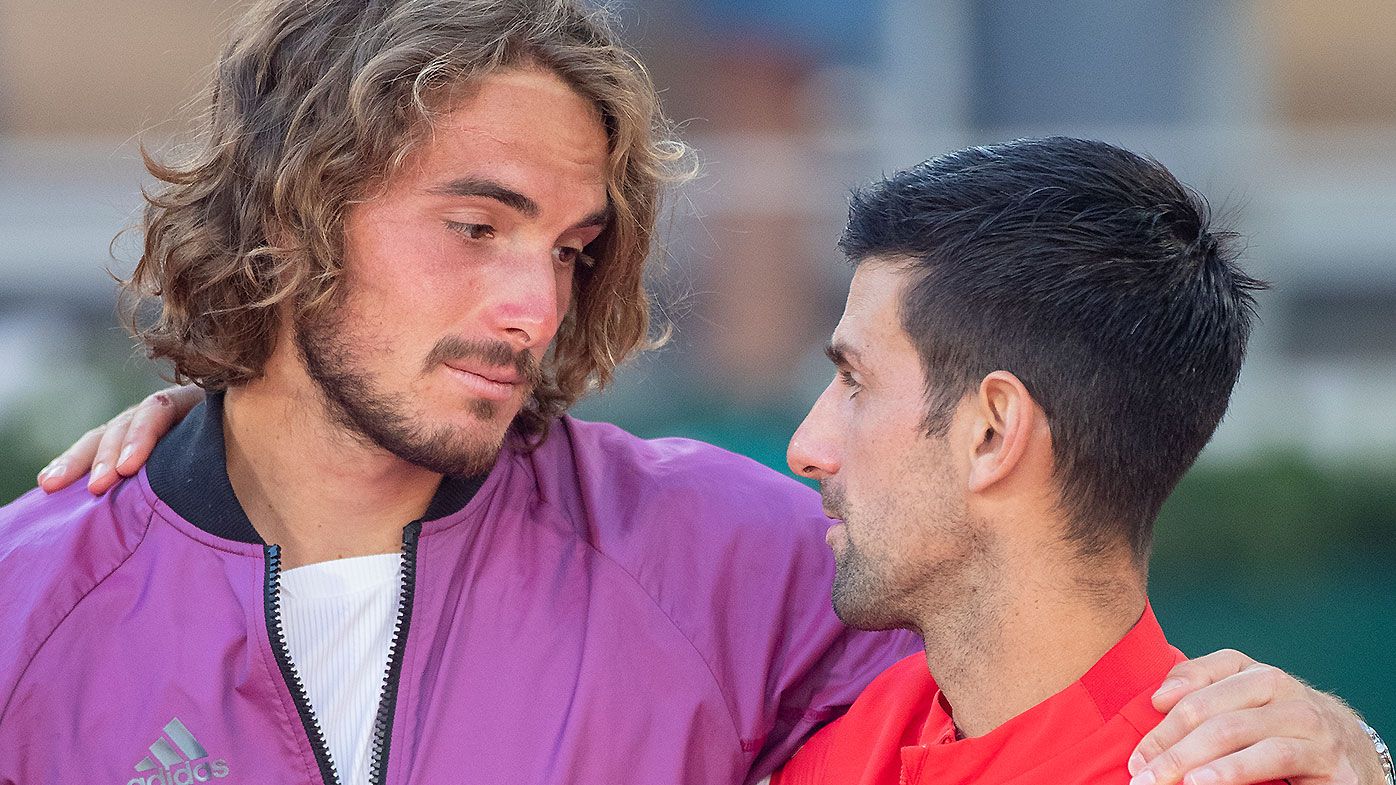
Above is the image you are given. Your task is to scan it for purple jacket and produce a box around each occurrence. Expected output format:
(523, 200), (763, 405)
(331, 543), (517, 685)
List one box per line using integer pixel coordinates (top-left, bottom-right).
(0, 396), (917, 785)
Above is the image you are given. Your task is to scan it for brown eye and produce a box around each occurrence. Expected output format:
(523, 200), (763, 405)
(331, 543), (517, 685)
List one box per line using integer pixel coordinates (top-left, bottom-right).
(446, 221), (494, 240)
(553, 246), (588, 268)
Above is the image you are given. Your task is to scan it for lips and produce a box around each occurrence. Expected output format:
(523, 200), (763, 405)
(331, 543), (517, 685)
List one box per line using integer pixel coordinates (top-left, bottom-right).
(825, 521), (847, 551)
(441, 362), (525, 402)
(444, 362), (522, 386)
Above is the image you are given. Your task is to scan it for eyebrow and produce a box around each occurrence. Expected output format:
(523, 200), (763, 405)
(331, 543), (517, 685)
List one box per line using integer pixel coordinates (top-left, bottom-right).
(430, 176), (611, 230)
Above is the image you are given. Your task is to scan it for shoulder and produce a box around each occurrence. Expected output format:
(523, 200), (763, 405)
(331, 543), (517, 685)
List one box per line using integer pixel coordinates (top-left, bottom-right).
(538, 415), (826, 542)
(0, 477), (153, 588)
(547, 413), (826, 522)
(774, 653), (934, 785)
(0, 475), (152, 571)
(521, 418), (921, 751)
(0, 477), (153, 715)
(530, 416), (843, 622)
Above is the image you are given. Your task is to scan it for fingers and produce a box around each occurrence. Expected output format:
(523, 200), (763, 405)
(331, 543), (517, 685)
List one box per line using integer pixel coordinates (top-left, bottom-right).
(1206, 736), (1359, 785)
(86, 407), (138, 494)
(117, 389), (194, 475)
(1174, 736), (1351, 785)
(36, 385), (203, 496)
(1137, 668), (1376, 785)
(36, 425), (108, 493)
(1154, 650), (1260, 712)
(161, 384), (206, 418)
(1134, 664), (1305, 776)
(1130, 701), (1336, 785)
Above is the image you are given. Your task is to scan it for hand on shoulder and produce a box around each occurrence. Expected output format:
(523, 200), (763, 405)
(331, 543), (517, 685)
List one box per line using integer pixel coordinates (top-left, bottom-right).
(37, 385), (204, 495)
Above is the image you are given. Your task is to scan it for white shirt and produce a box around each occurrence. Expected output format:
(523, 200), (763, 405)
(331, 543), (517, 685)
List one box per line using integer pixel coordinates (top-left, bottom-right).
(280, 553), (403, 785)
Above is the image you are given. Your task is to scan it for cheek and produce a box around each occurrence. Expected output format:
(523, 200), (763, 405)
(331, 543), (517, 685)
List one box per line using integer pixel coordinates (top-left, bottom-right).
(841, 398), (887, 452)
(330, 269), (454, 371)
(362, 241), (494, 334)
(324, 293), (415, 365)
(348, 216), (443, 294)
(841, 409), (925, 510)
(843, 448), (892, 515)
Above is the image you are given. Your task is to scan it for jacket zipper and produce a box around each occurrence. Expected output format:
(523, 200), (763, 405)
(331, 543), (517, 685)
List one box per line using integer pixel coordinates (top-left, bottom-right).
(369, 522), (421, 785)
(264, 544), (342, 785)
(262, 521), (422, 785)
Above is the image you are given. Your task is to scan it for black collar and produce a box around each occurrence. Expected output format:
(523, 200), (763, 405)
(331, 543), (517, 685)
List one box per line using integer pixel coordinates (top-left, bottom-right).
(146, 391), (485, 544)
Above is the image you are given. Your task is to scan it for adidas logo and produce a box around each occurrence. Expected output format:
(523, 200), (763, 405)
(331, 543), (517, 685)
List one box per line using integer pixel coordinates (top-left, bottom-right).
(126, 718), (230, 785)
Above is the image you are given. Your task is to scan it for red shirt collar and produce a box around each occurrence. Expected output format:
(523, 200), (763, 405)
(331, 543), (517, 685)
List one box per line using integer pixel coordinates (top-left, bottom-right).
(904, 604), (1178, 783)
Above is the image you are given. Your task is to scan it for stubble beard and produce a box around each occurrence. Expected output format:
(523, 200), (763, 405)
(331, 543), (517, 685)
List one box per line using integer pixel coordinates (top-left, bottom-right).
(294, 303), (536, 477)
(822, 483), (911, 631)
(823, 470), (999, 638)
(830, 532), (907, 631)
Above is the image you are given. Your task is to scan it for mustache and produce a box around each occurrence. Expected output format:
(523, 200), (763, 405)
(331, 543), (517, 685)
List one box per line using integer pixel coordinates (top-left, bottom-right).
(423, 336), (545, 388)
(819, 482), (847, 519)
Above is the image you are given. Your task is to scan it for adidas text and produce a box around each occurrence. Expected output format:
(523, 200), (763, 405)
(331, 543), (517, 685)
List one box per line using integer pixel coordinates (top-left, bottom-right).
(126, 759), (230, 785)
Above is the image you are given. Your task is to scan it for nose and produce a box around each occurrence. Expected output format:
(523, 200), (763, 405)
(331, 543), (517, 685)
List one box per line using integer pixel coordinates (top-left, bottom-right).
(787, 381), (842, 481)
(489, 253), (568, 349)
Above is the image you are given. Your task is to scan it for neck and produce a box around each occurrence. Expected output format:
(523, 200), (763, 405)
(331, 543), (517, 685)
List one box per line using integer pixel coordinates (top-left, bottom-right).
(917, 542), (1146, 738)
(223, 379), (443, 570)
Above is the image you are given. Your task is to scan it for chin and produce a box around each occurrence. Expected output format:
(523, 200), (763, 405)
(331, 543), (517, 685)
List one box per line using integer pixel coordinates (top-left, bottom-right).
(430, 383), (523, 425)
(831, 595), (906, 632)
(830, 549), (908, 632)
(391, 422), (506, 477)
(363, 397), (521, 477)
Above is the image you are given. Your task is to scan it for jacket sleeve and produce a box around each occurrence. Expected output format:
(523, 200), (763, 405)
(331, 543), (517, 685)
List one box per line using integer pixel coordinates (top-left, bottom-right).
(0, 482), (148, 758)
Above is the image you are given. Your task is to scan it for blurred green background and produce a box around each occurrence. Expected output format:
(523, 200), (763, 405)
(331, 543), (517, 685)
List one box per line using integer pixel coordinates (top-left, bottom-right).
(2, 0), (1393, 736)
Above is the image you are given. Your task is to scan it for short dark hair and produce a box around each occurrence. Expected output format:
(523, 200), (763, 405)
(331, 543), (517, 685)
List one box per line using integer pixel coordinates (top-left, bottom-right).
(840, 137), (1266, 558)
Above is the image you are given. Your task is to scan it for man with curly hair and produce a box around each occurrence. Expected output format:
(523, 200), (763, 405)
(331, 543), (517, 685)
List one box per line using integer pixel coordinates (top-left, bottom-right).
(1, 3), (916, 783)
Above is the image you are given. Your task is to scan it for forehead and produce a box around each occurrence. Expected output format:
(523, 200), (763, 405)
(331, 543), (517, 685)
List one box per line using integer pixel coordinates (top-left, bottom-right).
(834, 262), (915, 352)
(404, 67), (609, 193)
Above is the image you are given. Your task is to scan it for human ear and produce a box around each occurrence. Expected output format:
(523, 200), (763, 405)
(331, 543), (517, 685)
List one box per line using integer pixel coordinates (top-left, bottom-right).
(966, 371), (1037, 493)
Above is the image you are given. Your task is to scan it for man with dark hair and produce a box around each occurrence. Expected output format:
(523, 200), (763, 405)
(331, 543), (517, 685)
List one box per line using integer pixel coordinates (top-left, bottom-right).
(774, 138), (1383, 785)
(10, 6), (1389, 785)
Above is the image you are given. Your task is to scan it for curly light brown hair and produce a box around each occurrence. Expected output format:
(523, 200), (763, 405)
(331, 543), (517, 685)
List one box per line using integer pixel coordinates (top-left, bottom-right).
(126, 0), (689, 436)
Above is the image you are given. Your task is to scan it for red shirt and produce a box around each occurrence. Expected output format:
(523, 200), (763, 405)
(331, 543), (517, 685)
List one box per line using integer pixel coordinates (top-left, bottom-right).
(774, 605), (1286, 785)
